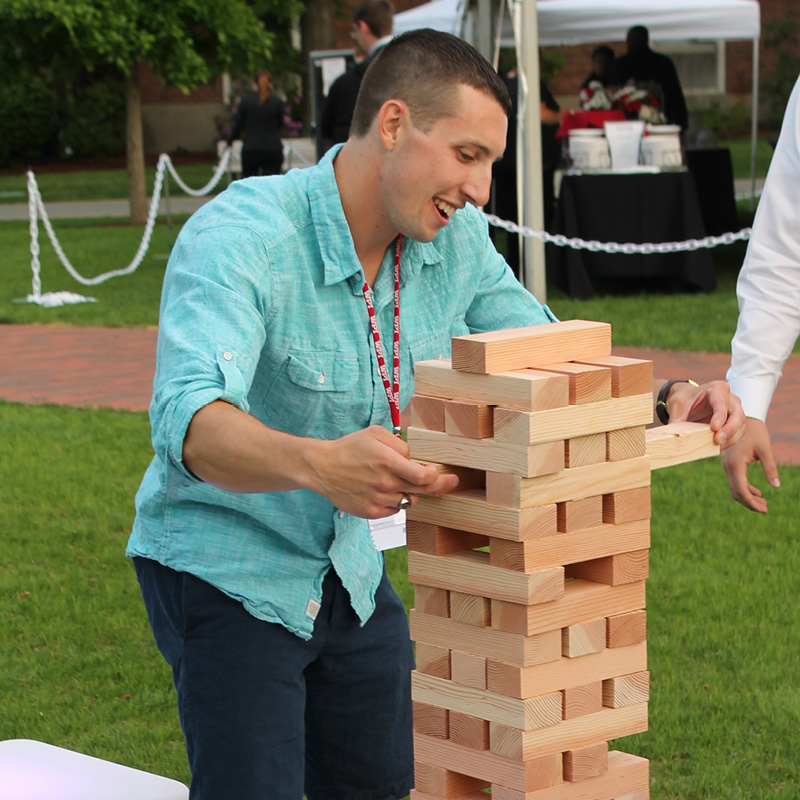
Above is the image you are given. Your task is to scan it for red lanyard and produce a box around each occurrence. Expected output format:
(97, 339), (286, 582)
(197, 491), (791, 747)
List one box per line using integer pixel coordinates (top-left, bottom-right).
(362, 236), (402, 437)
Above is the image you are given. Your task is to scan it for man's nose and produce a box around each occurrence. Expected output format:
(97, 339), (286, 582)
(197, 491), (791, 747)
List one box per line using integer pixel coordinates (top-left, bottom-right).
(463, 163), (493, 208)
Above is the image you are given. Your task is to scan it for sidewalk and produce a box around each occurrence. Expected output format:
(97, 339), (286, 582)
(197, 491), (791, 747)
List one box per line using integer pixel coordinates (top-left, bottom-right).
(0, 324), (797, 464)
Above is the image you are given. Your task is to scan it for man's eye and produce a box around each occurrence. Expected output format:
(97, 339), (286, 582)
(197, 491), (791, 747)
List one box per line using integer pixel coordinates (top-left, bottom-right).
(458, 151), (475, 162)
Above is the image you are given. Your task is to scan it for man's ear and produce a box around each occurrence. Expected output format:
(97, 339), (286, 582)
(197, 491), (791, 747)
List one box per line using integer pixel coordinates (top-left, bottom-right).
(377, 99), (409, 151)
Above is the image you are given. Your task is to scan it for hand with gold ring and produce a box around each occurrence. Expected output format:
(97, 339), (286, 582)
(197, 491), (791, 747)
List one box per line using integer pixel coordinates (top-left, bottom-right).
(397, 492), (412, 510)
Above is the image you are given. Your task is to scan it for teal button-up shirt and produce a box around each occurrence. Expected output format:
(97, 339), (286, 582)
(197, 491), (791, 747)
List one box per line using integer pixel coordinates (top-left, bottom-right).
(127, 144), (556, 639)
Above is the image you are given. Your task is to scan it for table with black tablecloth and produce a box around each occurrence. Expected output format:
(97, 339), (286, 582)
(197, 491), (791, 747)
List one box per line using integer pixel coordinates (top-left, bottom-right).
(548, 170), (716, 299)
(684, 147), (739, 236)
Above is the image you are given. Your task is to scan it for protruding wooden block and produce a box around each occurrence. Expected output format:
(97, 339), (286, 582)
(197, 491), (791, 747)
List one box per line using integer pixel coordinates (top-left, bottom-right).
(417, 462), (486, 492)
(410, 394), (446, 431)
(565, 433), (606, 468)
(563, 741), (609, 781)
(449, 710), (490, 751)
(406, 520), (489, 555)
(451, 320), (612, 374)
(536, 362), (612, 405)
(557, 496), (603, 533)
(562, 681), (604, 719)
(614, 789), (650, 800)
(413, 358), (570, 412)
(607, 426), (647, 462)
(451, 650), (487, 689)
(562, 617), (606, 658)
(414, 584), (449, 617)
(486, 457), (651, 510)
(603, 671), (650, 708)
(416, 642), (451, 679)
(577, 355), (653, 398)
(603, 487), (651, 525)
(566, 550), (649, 586)
(646, 421), (720, 469)
(414, 761), (489, 797)
(450, 591), (491, 627)
(606, 610), (647, 649)
(444, 400), (494, 439)
(413, 701), (449, 739)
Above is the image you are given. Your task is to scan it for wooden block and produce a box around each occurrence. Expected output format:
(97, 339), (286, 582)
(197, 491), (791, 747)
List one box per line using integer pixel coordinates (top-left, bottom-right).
(603, 671), (650, 708)
(408, 426), (565, 479)
(557, 496), (603, 532)
(416, 642), (451, 679)
(566, 550), (649, 586)
(451, 320), (612, 374)
(444, 400), (494, 439)
(576, 355), (653, 398)
(603, 487), (651, 525)
(450, 650), (487, 689)
(646, 421), (720, 469)
(491, 579), (646, 637)
(411, 394), (446, 431)
(450, 591), (491, 627)
(414, 584), (449, 617)
(493, 394), (653, 447)
(410, 491), (558, 542)
(489, 750), (648, 800)
(410, 610), (563, 668)
(607, 426), (647, 462)
(564, 741), (609, 781)
(413, 358), (570, 411)
(414, 761), (489, 797)
(486, 457), (651, 509)
(413, 700), (449, 739)
(449, 710), (491, 750)
(490, 519), (650, 573)
(487, 642), (647, 700)
(412, 671), (563, 731)
(606, 610), (647, 649)
(562, 617), (607, 658)
(562, 681), (604, 719)
(408, 550), (565, 606)
(411, 788), (488, 800)
(536, 362), (612, 405)
(417, 462), (486, 492)
(490, 703), (648, 761)
(565, 433), (607, 468)
(407, 520), (489, 555)
(415, 732), (568, 793)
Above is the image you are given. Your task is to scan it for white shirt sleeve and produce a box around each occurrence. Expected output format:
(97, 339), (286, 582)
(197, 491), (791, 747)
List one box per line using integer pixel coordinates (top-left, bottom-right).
(727, 74), (800, 422)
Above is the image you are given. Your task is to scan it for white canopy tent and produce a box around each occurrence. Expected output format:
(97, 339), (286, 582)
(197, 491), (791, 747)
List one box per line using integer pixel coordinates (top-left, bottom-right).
(394, 0), (761, 300)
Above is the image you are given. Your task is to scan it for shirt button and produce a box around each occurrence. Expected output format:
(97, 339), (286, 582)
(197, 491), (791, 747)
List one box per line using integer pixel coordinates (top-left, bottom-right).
(222, 351), (232, 361)
(338, 510), (345, 519)
(318, 374), (325, 384)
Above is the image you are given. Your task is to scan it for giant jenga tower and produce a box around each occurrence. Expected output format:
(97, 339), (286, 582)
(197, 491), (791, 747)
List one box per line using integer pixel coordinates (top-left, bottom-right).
(405, 320), (717, 800)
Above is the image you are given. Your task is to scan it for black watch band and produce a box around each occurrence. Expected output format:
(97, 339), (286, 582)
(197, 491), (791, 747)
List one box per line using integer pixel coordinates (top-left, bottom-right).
(656, 379), (697, 424)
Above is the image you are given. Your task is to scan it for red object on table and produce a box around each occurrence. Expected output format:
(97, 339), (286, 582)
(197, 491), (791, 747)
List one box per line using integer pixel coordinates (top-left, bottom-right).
(556, 109), (627, 141)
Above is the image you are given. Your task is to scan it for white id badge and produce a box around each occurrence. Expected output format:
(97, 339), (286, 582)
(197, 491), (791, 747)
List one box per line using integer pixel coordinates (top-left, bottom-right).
(367, 510), (407, 551)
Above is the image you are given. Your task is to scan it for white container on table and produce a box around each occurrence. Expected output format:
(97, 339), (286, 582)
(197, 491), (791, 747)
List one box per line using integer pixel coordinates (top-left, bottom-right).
(568, 128), (610, 170)
(641, 124), (683, 167)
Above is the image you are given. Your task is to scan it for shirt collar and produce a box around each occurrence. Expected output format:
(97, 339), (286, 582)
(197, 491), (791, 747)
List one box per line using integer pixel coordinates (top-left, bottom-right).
(308, 142), (444, 291)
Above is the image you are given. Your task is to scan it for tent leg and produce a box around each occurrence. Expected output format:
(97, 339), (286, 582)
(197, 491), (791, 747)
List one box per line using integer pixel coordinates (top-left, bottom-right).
(750, 38), (759, 212)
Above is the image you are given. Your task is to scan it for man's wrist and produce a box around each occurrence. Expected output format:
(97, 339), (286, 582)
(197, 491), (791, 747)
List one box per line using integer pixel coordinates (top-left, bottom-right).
(656, 379), (698, 424)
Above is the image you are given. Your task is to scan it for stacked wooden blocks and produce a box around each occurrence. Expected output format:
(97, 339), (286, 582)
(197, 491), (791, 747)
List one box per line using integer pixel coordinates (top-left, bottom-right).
(407, 320), (654, 800)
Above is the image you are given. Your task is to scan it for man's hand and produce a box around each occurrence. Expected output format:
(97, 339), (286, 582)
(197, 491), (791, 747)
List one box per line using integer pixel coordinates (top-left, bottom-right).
(308, 425), (459, 519)
(666, 380), (746, 448)
(723, 418), (780, 513)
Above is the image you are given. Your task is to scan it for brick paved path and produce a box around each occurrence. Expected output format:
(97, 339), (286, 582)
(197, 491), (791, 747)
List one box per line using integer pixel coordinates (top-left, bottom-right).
(1, 324), (797, 464)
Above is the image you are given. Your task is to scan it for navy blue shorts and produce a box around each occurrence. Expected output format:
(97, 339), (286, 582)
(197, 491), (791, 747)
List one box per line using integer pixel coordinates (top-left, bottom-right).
(133, 558), (415, 800)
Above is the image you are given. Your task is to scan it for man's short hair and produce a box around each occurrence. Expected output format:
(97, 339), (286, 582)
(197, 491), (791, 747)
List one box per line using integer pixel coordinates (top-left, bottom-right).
(627, 26), (649, 50)
(591, 45), (615, 61)
(354, 0), (394, 39)
(350, 29), (512, 138)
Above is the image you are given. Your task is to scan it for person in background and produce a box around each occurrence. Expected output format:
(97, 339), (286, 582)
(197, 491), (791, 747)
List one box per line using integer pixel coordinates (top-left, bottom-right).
(723, 74), (800, 513)
(227, 70), (285, 178)
(320, 0), (394, 150)
(611, 25), (688, 130)
(580, 45), (615, 90)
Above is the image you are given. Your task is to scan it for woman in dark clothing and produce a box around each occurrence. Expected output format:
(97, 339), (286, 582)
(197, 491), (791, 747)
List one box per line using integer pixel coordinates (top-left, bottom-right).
(227, 71), (285, 178)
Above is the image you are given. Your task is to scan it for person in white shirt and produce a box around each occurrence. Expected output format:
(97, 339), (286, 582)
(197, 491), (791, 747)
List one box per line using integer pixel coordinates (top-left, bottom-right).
(724, 74), (800, 513)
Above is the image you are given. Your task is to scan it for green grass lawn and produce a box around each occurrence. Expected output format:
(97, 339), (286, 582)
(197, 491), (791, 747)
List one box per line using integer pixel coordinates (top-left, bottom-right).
(2, 401), (799, 797)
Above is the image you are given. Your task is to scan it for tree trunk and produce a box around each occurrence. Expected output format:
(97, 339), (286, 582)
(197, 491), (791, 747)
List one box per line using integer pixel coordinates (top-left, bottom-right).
(125, 65), (148, 225)
(300, 0), (338, 133)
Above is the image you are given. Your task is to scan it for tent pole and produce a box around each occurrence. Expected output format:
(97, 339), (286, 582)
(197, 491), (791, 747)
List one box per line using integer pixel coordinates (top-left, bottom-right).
(750, 37), (759, 212)
(520, 0), (546, 303)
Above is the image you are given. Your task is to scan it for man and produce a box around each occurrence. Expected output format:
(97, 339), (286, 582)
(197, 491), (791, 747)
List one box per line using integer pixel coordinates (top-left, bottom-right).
(128, 29), (743, 800)
(612, 25), (688, 130)
(723, 74), (800, 513)
(320, 0), (394, 149)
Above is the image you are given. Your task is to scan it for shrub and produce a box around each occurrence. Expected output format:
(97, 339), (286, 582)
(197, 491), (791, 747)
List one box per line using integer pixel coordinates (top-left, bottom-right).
(701, 98), (751, 139)
(61, 75), (126, 159)
(0, 73), (59, 167)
